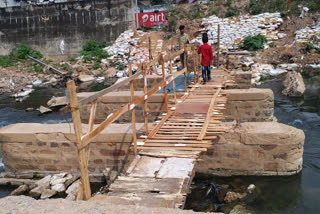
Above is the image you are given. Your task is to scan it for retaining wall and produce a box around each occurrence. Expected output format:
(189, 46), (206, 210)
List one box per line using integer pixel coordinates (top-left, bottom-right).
(0, 0), (135, 57)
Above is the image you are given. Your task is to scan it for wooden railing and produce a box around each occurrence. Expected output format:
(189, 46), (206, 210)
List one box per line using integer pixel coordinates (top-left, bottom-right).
(65, 46), (198, 200)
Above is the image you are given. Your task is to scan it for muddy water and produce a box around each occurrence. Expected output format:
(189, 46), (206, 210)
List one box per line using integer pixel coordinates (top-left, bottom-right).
(185, 78), (320, 213)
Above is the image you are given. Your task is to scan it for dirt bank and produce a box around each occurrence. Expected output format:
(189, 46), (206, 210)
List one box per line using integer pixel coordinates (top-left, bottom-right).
(0, 196), (220, 214)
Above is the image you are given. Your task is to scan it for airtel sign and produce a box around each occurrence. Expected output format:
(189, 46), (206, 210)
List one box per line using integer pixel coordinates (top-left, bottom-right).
(136, 11), (168, 28)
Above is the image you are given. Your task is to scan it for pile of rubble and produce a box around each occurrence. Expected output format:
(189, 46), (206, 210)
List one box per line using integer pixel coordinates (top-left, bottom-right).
(10, 173), (80, 201)
(191, 13), (284, 50)
(103, 30), (151, 69)
(295, 23), (320, 43)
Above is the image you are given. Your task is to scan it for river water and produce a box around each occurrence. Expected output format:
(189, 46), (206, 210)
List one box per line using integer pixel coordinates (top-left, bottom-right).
(185, 77), (320, 213)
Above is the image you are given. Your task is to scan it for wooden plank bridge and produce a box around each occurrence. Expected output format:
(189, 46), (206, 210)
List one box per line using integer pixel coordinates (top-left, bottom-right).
(65, 44), (233, 208)
(105, 77), (228, 208)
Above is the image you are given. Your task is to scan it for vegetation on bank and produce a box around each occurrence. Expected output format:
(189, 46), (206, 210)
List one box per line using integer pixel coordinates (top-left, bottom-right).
(0, 44), (43, 70)
(80, 40), (109, 69)
(243, 34), (267, 51)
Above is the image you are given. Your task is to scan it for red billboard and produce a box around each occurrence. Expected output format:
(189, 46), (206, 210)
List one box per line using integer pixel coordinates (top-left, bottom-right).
(136, 11), (168, 28)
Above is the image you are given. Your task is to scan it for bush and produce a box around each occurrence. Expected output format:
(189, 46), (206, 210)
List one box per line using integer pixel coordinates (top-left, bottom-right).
(168, 16), (177, 32)
(225, 9), (236, 18)
(80, 40), (108, 62)
(309, 1), (320, 12)
(94, 61), (101, 70)
(0, 56), (14, 67)
(11, 44), (43, 60)
(243, 34), (267, 51)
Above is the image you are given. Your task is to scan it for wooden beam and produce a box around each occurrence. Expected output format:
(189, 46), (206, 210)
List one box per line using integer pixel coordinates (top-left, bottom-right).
(87, 100), (97, 134)
(197, 88), (222, 141)
(147, 111), (174, 139)
(61, 70), (143, 113)
(184, 45), (187, 91)
(66, 80), (91, 200)
(129, 65), (137, 154)
(170, 55), (177, 104)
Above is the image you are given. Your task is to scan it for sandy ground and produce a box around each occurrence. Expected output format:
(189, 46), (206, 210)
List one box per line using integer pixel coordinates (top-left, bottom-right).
(0, 196), (221, 214)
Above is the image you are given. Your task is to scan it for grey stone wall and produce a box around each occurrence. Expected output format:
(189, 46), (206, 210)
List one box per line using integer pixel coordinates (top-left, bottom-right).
(0, 0), (135, 57)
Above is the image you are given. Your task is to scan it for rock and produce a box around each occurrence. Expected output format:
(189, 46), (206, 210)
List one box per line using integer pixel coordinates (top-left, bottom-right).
(40, 189), (57, 199)
(50, 173), (67, 186)
(32, 80), (42, 87)
(35, 175), (52, 189)
(282, 71), (306, 97)
(277, 33), (286, 39)
(29, 186), (44, 199)
(64, 174), (79, 188)
(229, 204), (248, 214)
(247, 184), (256, 194)
(66, 179), (79, 201)
(224, 191), (246, 204)
(52, 183), (66, 192)
(25, 107), (34, 112)
(0, 82), (6, 88)
(91, 70), (102, 76)
(47, 96), (68, 108)
(103, 67), (117, 78)
(39, 106), (52, 114)
(78, 74), (95, 82)
(49, 77), (58, 85)
(9, 184), (29, 196)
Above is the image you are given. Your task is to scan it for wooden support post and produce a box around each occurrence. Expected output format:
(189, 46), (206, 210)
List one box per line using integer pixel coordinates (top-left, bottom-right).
(129, 65), (137, 154)
(170, 55), (177, 104)
(193, 46), (197, 84)
(143, 64), (149, 135)
(184, 45), (187, 91)
(160, 54), (168, 113)
(149, 37), (153, 60)
(217, 24), (220, 69)
(66, 80), (91, 200)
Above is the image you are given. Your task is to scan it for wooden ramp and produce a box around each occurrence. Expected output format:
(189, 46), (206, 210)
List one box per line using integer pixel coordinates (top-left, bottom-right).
(106, 74), (228, 208)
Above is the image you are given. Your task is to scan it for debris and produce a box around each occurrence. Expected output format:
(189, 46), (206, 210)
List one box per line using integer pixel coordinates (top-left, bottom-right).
(191, 13), (283, 50)
(247, 184), (256, 194)
(39, 106), (52, 114)
(47, 96), (68, 108)
(12, 88), (34, 98)
(78, 74), (95, 82)
(32, 80), (42, 87)
(96, 77), (105, 83)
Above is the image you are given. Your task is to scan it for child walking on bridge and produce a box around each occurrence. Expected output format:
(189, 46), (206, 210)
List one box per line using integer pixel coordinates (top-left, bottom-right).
(198, 34), (214, 83)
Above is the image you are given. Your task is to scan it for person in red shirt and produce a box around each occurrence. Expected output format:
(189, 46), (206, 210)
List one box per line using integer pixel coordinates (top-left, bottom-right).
(198, 34), (214, 83)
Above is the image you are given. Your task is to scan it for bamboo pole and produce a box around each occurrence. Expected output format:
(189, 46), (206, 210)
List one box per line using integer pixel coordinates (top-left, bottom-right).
(170, 55), (177, 104)
(143, 64), (149, 135)
(129, 65), (137, 154)
(217, 24), (220, 69)
(193, 46), (197, 84)
(160, 54), (168, 113)
(149, 37), (153, 60)
(184, 44), (187, 91)
(66, 80), (91, 200)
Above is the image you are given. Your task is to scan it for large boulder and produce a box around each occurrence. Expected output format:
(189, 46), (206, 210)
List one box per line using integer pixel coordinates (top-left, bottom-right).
(66, 179), (79, 201)
(35, 175), (52, 189)
(47, 96), (68, 108)
(40, 189), (57, 199)
(282, 71), (306, 97)
(103, 67), (117, 78)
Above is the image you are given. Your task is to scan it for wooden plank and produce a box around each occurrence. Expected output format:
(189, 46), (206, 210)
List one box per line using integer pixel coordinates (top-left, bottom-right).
(109, 176), (186, 194)
(197, 88), (222, 141)
(175, 103), (209, 114)
(129, 65), (137, 154)
(128, 156), (164, 178)
(139, 143), (212, 148)
(139, 150), (200, 158)
(157, 157), (195, 179)
(170, 56), (177, 104)
(145, 139), (210, 144)
(147, 110), (174, 139)
(66, 80), (91, 200)
(138, 147), (207, 151)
